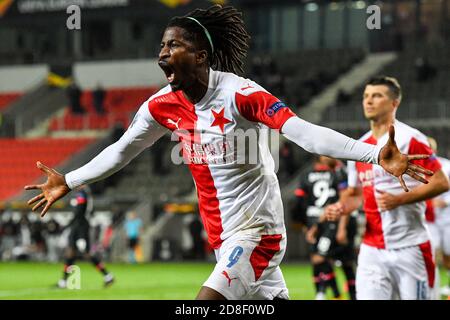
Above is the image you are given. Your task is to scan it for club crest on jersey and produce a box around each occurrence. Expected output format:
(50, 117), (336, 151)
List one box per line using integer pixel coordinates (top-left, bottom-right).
(266, 102), (286, 117)
(210, 107), (232, 133)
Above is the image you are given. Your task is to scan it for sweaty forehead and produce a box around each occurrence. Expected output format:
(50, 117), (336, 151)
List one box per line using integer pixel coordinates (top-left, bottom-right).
(162, 26), (192, 44)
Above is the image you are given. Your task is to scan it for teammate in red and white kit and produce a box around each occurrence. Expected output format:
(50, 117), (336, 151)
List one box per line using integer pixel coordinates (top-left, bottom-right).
(25, 7), (433, 300)
(325, 76), (449, 300)
(426, 137), (450, 299)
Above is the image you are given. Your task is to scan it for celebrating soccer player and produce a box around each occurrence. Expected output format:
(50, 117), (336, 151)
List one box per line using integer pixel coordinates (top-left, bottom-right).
(25, 6), (435, 300)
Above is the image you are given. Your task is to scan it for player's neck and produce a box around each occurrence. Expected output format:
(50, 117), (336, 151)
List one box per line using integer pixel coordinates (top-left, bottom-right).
(182, 68), (210, 104)
(370, 117), (395, 139)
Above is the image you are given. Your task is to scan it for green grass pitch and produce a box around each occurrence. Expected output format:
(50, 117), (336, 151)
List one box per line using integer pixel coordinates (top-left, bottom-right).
(0, 262), (447, 300)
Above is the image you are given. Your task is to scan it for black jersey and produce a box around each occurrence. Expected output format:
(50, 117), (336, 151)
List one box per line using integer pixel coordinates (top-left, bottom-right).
(293, 163), (348, 228)
(67, 187), (93, 253)
(68, 187), (93, 227)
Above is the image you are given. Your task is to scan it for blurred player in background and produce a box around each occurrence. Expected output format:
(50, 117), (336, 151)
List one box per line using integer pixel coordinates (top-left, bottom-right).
(124, 211), (143, 264)
(426, 137), (450, 299)
(56, 186), (114, 288)
(325, 76), (449, 300)
(293, 156), (357, 300)
(25, 6), (432, 300)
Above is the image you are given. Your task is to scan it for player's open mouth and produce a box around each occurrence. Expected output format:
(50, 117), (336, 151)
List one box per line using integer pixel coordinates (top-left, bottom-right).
(158, 61), (176, 84)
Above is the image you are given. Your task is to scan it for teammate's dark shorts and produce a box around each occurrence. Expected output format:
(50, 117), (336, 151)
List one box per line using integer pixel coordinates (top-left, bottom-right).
(69, 224), (91, 254)
(308, 217), (357, 262)
(308, 222), (337, 257)
(128, 237), (139, 249)
(332, 216), (357, 263)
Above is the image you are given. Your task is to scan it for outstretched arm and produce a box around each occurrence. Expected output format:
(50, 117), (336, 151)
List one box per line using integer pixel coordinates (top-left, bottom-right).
(282, 117), (433, 191)
(25, 104), (168, 216)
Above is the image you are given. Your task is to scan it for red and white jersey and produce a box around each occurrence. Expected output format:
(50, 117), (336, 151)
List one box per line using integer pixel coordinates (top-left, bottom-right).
(143, 69), (296, 249)
(347, 120), (442, 249)
(435, 156), (450, 224)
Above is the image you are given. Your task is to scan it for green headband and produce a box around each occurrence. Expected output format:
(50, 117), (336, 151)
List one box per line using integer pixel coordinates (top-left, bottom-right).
(186, 17), (214, 54)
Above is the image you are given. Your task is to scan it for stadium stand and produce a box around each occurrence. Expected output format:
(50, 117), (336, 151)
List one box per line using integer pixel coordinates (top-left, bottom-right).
(322, 44), (450, 123)
(0, 138), (94, 201)
(0, 93), (21, 111)
(48, 87), (159, 131)
(246, 48), (366, 109)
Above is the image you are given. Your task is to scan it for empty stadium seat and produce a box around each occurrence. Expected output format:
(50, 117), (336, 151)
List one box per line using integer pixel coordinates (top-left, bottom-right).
(0, 92), (21, 111)
(323, 44), (450, 123)
(0, 138), (94, 200)
(49, 87), (159, 132)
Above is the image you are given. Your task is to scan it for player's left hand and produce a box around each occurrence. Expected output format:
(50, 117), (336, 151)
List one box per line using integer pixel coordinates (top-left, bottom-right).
(375, 190), (401, 211)
(378, 125), (434, 192)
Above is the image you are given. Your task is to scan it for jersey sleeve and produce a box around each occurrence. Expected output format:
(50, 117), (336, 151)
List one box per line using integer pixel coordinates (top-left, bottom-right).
(65, 101), (169, 189)
(408, 137), (442, 172)
(347, 160), (360, 188)
(234, 81), (296, 130)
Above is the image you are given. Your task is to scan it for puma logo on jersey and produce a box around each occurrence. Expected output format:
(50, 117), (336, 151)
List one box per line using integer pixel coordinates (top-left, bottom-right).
(167, 118), (182, 130)
(240, 84), (253, 91)
(221, 271), (238, 287)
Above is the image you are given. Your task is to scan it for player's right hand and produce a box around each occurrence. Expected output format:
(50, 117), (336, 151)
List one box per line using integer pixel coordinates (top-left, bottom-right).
(325, 202), (344, 221)
(24, 161), (71, 217)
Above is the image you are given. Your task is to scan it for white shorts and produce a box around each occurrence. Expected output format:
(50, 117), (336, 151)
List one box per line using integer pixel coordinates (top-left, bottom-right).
(426, 222), (441, 253)
(432, 219), (450, 255)
(356, 242), (435, 300)
(203, 232), (289, 300)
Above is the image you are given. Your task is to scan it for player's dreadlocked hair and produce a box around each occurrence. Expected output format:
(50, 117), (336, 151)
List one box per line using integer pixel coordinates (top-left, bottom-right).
(167, 5), (251, 75)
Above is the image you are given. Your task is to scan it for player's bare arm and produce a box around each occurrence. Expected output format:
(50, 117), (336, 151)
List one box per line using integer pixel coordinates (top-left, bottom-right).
(375, 168), (450, 211)
(24, 161), (71, 217)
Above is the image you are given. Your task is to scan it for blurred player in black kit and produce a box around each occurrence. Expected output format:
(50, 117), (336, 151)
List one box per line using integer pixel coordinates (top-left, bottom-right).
(293, 156), (357, 300)
(57, 186), (114, 288)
